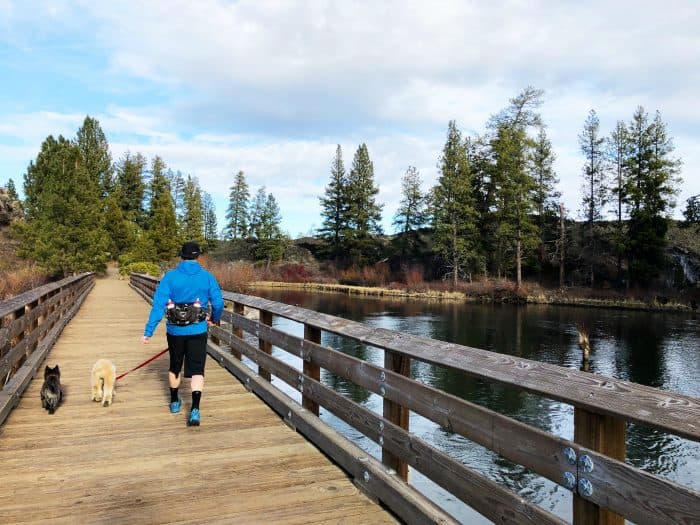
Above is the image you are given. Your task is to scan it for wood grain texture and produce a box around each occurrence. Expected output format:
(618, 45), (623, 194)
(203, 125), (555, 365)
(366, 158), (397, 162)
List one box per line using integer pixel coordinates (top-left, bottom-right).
(213, 289), (700, 441)
(0, 274), (395, 525)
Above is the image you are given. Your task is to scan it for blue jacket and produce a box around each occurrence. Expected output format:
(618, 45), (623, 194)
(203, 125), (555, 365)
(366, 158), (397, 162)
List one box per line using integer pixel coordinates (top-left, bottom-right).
(144, 260), (224, 337)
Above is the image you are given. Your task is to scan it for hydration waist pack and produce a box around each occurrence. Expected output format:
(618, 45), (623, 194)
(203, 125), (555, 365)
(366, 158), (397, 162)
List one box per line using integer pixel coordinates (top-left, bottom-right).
(166, 302), (208, 326)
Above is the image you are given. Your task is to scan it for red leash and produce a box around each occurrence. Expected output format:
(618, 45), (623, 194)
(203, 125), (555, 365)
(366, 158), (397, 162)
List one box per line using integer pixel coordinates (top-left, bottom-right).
(116, 348), (169, 381)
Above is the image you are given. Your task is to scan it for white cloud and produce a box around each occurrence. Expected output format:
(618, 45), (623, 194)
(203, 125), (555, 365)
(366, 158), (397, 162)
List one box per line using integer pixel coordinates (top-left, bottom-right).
(1, 0), (699, 231)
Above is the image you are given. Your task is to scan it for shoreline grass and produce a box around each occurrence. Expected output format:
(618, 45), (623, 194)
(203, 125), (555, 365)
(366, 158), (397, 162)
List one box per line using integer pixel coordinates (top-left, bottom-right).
(251, 280), (697, 312)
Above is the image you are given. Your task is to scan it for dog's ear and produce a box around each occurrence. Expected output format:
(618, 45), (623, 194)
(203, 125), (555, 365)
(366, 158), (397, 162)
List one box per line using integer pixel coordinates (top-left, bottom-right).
(54, 365), (60, 374)
(44, 365), (51, 377)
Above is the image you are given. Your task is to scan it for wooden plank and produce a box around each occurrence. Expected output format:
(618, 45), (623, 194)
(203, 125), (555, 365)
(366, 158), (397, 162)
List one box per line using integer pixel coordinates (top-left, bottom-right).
(220, 313), (574, 484)
(0, 280), (94, 427)
(217, 313), (700, 525)
(231, 302), (244, 360)
(259, 310), (273, 381)
(302, 323), (320, 416)
(213, 330), (566, 525)
(207, 339), (459, 525)
(215, 289), (700, 441)
(383, 349), (410, 480)
(2, 275), (396, 525)
(0, 273), (89, 319)
(574, 409), (625, 525)
(579, 444), (700, 525)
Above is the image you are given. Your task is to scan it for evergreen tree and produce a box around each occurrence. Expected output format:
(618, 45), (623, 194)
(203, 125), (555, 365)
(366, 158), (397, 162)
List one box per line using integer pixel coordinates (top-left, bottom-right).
(6, 178), (19, 201)
(167, 170), (187, 234)
(530, 127), (559, 273)
(181, 175), (205, 245)
(683, 195), (700, 224)
(146, 156), (179, 260)
(607, 120), (628, 281)
(318, 145), (349, 258)
(579, 109), (607, 286)
(17, 135), (109, 275)
(115, 152), (147, 225)
(225, 170), (250, 239)
(202, 191), (218, 250)
(489, 87), (543, 287)
(624, 107), (682, 284)
(393, 166), (427, 257)
(75, 116), (113, 198)
(345, 143), (383, 262)
(248, 186), (267, 240)
(431, 121), (479, 286)
(103, 191), (132, 256)
(256, 193), (285, 262)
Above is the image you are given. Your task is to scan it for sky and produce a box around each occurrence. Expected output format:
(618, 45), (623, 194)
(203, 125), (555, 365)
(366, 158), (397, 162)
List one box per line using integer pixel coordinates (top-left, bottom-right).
(1, 0), (698, 237)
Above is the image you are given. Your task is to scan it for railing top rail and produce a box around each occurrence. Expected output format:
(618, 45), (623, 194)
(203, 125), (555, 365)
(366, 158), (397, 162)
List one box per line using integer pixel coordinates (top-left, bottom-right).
(0, 273), (92, 319)
(131, 274), (700, 442)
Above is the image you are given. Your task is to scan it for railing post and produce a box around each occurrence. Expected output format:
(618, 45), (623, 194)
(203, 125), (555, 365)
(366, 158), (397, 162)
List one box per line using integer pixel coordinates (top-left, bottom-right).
(258, 310), (273, 381)
(573, 408), (626, 525)
(230, 302), (244, 360)
(382, 349), (410, 481)
(302, 324), (321, 416)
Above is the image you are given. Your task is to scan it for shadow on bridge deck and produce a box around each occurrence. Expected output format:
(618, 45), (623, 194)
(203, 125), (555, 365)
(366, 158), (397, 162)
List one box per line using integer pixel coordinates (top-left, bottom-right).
(0, 274), (396, 524)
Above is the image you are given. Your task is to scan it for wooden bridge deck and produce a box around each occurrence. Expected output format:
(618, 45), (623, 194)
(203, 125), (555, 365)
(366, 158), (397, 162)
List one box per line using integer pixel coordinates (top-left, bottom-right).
(0, 275), (396, 524)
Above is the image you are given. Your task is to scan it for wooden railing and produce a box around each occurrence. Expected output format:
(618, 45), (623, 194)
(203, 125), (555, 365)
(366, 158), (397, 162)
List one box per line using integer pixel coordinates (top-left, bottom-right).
(0, 273), (94, 426)
(130, 273), (700, 525)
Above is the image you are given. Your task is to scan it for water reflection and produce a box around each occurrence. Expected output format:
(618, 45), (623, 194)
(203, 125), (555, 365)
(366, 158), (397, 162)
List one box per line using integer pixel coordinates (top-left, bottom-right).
(253, 288), (700, 522)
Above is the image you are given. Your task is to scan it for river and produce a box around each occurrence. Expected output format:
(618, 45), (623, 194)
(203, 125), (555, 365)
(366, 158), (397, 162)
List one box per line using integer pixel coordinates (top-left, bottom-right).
(247, 288), (700, 524)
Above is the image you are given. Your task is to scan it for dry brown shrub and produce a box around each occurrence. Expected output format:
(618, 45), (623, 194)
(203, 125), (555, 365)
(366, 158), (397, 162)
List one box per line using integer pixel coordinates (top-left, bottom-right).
(0, 265), (50, 300)
(208, 261), (257, 293)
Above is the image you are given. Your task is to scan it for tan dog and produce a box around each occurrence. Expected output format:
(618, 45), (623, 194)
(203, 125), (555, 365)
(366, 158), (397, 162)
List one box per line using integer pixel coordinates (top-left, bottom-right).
(91, 359), (116, 407)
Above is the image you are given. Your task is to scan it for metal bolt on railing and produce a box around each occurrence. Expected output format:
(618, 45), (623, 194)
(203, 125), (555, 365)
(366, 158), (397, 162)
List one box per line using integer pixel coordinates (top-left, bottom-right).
(579, 454), (594, 473)
(578, 478), (594, 498)
(563, 447), (577, 465)
(563, 472), (576, 490)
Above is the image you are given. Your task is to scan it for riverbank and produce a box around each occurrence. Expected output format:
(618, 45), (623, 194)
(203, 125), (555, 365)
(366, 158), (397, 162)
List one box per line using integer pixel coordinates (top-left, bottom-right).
(251, 280), (697, 312)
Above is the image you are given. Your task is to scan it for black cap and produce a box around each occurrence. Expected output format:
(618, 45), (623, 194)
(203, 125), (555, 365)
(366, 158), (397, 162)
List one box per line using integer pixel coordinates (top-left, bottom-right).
(179, 241), (202, 260)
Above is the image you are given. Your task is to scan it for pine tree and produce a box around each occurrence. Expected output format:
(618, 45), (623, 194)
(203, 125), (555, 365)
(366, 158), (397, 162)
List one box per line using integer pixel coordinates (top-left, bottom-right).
(146, 156), (179, 261)
(75, 116), (113, 198)
(531, 127), (559, 274)
(248, 186), (267, 240)
(167, 170), (187, 234)
(181, 175), (205, 245)
(579, 109), (607, 286)
(6, 178), (19, 201)
(256, 193), (285, 262)
(115, 152), (147, 225)
(225, 170), (250, 240)
(607, 120), (628, 281)
(624, 107), (682, 284)
(683, 195), (700, 224)
(393, 166), (427, 257)
(431, 121), (479, 286)
(489, 87), (543, 287)
(202, 192), (218, 250)
(17, 135), (109, 275)
(318, 145), (349, 258)
(345, 143), (383, 263)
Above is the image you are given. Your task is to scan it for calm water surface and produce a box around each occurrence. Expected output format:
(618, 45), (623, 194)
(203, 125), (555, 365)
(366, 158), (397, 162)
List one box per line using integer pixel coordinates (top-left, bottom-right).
(248, 289), (700, 524)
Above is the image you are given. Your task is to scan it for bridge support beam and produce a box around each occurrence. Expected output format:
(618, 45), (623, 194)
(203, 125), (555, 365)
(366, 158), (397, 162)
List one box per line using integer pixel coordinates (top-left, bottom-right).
(573, 408), (626, 525)
(302, 324), (321, 416)
(382, 350), (410, 481)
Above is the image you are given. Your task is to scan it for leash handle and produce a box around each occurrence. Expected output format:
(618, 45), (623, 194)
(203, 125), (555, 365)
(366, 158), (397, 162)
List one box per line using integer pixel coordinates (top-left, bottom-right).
(116, 348), (169, 381)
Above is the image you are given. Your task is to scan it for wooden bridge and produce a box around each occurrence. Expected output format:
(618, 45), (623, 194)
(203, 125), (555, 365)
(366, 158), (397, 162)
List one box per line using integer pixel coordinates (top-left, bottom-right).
(1, 272), (699, 524)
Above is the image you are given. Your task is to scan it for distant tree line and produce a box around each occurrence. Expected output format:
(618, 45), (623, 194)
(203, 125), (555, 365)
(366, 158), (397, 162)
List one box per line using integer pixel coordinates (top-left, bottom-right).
(11, 117), (218, 276)
(317, 87), (685, 288)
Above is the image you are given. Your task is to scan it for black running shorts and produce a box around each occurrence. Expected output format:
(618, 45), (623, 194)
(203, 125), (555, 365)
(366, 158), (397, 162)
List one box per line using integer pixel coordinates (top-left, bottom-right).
(167, 332), (208, 378)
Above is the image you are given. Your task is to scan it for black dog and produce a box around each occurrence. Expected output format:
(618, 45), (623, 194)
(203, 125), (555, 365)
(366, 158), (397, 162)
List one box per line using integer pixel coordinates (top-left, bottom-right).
(40, 365), (64, 414)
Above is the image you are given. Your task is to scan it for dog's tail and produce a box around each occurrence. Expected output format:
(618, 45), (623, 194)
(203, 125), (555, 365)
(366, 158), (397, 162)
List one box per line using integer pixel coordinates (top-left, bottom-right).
(43, 391), (60, 414)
